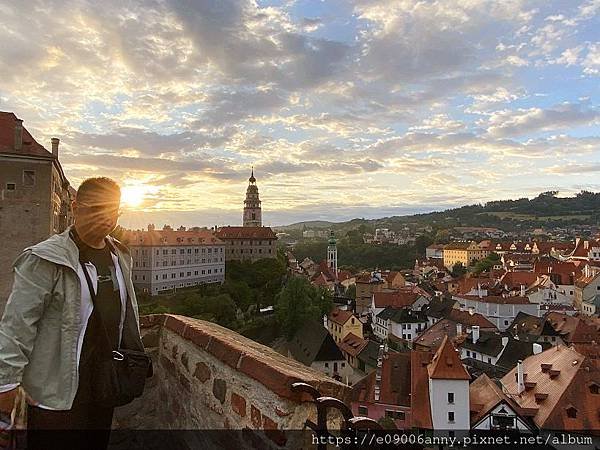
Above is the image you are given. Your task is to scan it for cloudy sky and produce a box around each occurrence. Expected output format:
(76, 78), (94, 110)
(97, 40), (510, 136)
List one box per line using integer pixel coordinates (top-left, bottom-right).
(0, 0), (599, 228)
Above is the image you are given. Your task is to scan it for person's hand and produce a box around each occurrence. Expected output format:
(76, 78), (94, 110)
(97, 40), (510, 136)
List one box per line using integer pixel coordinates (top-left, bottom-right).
(0, 390), (17, 430)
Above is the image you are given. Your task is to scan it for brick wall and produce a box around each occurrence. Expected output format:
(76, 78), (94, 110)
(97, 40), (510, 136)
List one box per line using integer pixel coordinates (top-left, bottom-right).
(114, 314), (351, 448)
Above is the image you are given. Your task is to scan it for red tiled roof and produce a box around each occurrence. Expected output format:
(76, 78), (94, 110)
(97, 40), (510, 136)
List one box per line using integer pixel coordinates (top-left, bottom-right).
(501, 345), (600, 431)
(410, 351), (433, 429)
(215, 226), (277, 239)
(373, 291), (419, 309)
(125, 228), (223, 246)
(427, 335), (470, 380)
(499, 271), (539, 290)
(448, 309), (497, 329)
(0, 112), (53, 158)
(470, 373), (524, 425)
(533, 259), (581, 285)
(328, 308), (355, 326)
(338, 333), (368, 357)
(544, 313), (600, 344)
(351, 352), (412, 407)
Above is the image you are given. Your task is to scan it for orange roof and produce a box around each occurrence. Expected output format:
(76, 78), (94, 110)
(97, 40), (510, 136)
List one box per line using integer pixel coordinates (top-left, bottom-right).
(0, 112), (53, 158)
(470, 373), (524, 425)
(215, 226), (277, 240)
(351, 352), (412, 407)
(126, 228), (223, 246)
(544, 313), (600, 344)
(410, 351), (433, 429)
(373, 291), (419, 309)
(328, 308), (355, 326)
(427, 336), (470, 380)
(501, 345), (600, 431)
(448, 309), (497, 329)
(338, 333), (368, 357)
(499, 272), (539, 290)
(456, 276), (497, 295)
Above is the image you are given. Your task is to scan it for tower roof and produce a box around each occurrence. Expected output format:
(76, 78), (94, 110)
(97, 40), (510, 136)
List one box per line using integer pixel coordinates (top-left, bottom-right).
(249, 167), (256, 183)
(427, 335), (470, 380)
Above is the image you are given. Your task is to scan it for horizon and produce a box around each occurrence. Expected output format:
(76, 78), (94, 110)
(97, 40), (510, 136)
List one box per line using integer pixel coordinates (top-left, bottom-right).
(1, 0), (599, 228)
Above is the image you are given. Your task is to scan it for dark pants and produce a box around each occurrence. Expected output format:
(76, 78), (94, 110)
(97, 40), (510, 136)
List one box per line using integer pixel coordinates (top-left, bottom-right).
(26, 401), (114, 450)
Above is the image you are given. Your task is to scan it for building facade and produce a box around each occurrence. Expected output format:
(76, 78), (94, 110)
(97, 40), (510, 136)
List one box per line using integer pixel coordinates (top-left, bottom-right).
(0, 112), (74, 310)
(126, 224), (225, 295)
(443, 241), (490, 269)
(216, 226), (277, 262)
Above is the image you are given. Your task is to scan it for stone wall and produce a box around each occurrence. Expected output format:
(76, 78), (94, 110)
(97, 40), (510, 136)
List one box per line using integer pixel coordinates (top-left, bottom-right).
(113, 314), (351, 449)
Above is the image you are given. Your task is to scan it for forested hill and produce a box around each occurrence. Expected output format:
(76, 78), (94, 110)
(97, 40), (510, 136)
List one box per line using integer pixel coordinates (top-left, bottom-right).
(277, 191), (600, 233)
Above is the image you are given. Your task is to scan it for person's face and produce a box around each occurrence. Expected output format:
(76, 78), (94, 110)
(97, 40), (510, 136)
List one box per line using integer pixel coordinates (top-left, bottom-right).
(73, 191), (121, 238)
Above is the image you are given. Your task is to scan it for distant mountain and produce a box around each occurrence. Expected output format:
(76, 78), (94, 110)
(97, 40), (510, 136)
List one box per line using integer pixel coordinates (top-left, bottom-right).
(275, 191), (600, 233)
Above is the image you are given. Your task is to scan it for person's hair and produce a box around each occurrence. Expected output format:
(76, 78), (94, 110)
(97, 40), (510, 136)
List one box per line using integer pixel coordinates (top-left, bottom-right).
(76, 177), (121, 204)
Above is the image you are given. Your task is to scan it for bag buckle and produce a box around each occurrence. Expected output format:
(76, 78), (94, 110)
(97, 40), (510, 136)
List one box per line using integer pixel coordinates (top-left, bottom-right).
(112, 350), (125, 361)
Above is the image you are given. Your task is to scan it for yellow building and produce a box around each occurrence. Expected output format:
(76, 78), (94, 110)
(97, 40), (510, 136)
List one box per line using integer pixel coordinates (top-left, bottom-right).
(443, 241), (490, 269)
(327, 308), (363, 343)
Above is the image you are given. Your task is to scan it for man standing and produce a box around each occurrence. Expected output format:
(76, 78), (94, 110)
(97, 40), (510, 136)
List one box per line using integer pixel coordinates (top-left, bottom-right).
(0, 177), (146, 450)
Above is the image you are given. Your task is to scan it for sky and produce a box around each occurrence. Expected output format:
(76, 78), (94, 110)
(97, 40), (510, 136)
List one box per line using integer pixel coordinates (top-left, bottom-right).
(0, 0), (598, 228)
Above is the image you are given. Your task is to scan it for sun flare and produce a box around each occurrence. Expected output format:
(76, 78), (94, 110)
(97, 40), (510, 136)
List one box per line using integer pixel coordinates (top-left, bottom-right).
(121, 185), (147, 208)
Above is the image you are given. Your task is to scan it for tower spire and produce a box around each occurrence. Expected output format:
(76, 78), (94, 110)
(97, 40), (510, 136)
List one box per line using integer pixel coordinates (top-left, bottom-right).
(243, 168), (261, 227)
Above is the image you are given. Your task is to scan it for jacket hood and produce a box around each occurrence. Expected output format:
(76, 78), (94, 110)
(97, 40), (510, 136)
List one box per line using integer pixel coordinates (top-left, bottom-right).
(25, 226), (80, 272)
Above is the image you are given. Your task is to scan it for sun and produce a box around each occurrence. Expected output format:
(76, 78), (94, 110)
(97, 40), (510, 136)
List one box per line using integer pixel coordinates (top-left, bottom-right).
(121, 185), (146, 208)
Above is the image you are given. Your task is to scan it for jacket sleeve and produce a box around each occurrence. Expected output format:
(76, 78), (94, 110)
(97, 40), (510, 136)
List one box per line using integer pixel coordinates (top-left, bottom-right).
(0, 251), (56, 385)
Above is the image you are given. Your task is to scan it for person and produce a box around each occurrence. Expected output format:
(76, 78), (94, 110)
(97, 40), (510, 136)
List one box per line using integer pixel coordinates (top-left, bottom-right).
(0, 177), (146, 450)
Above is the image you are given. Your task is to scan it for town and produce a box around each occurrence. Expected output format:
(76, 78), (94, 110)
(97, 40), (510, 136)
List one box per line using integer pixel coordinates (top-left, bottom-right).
(1, 112), (599, 447)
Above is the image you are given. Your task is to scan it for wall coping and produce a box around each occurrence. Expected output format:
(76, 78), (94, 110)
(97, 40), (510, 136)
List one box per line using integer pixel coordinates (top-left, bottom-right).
(140, 314), (352, 403)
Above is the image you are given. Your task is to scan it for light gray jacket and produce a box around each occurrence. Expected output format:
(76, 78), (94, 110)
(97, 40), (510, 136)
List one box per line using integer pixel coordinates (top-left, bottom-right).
(0, 226), (144, 410)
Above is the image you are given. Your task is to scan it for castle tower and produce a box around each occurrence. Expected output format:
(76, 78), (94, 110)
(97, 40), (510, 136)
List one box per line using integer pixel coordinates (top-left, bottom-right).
(243, 167), (262, 227)
(327, 230), (338, 278)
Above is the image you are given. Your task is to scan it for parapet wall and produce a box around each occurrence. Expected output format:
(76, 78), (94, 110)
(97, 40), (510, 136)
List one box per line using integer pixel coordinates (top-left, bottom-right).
(113, 314), (351, 448)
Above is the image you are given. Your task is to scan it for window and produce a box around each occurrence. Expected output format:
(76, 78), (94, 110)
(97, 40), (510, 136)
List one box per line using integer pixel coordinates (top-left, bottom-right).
(448, 393), (454, 404)
(590, 384), (600, 395)
(448, 412), (455, 422)
(6, 183), (16, 191)
(358, 406), (368, 415)
(566, 407), (577, 419)
(324, 362), (328, 368)
(23, 170), (35, 186)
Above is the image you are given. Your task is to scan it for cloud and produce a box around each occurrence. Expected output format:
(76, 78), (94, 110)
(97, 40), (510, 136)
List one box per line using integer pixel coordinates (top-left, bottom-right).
(486, 103), (600, 137)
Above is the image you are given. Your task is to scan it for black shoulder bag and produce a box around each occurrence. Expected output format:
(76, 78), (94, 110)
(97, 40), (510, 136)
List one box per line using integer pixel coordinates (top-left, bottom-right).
(80, 256), (152, 408)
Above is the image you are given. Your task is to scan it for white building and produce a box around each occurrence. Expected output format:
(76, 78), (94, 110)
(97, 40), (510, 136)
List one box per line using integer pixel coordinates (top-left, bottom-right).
(127, 224), (225, 295)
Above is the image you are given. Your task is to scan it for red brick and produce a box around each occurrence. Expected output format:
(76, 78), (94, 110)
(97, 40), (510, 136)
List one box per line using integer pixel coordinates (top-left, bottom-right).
(183, 324), (212, 349)
(206, 337), (243, 369)
(193, 362), (211, 383)
(250, 405), (261, 429)
(238, 355), (301, 400)
(231, 393), (247, 417)
(165, 315), (187, 336)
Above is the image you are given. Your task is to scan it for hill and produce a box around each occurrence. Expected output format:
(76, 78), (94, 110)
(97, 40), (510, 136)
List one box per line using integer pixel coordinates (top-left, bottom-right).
(275, 191), (600, 233)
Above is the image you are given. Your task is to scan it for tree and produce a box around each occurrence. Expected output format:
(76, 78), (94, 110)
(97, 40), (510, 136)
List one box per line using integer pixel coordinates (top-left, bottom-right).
(345, 284), (356, 299)
(275, 277), (332, 340)
(451, 262), (467, 278)
(415, 234), (434, 256)
(472, 252), (501, 275)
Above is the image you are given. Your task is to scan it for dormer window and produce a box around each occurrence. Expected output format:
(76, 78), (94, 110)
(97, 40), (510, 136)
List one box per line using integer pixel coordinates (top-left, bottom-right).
(566, 407), (577, 419)
(590, 383), (600, 395)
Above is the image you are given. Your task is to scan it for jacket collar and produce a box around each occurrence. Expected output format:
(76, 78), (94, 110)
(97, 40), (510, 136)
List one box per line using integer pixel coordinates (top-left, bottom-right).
(24, 225), (123, 274)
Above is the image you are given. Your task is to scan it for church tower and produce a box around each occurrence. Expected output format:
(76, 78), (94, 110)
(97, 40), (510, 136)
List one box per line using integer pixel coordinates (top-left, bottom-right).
(243, 168), (262, 227)
(327, 230), (338, 278)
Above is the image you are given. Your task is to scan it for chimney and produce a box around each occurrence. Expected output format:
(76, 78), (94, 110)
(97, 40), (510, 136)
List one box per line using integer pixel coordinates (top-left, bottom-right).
(517, 360), (525, 394)
(51, 138), (59, 158)
(456, 323), (463, 335)
(502, 336), (509, 347)
(533, 343), (543, 355)
(14, 119), (23, 151)
(520, 284), (526, 297)
(472, 325), (480, 344)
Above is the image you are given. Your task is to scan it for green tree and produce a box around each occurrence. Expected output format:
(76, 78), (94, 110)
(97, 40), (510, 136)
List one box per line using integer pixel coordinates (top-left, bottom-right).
(275, 277), (332, 340)
(344, 284), (356, 299)
(472, 252), (501, 275)
(451, 262), (467, 277)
